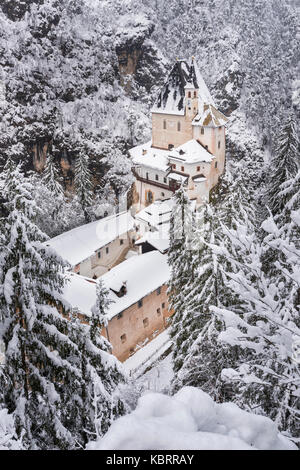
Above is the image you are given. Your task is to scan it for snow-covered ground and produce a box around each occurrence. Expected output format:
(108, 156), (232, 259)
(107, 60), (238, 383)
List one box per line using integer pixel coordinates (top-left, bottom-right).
(87, 387), (297, 451)
(123, 329), (172, 377)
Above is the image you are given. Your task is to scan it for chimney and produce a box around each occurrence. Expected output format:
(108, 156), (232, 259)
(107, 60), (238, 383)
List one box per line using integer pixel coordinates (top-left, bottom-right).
(118, 281), (127, 297)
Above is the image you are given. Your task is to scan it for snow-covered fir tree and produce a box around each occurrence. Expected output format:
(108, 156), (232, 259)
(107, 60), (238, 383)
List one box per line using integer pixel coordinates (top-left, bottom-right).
(267, 116), (299, 219)
(172, 200), (246, 401)
(0, 164), (125, 449)
(42, 155), (64, 196)
(74, 152), (93, 222)
(168, 186), (200, 374)
(210, 207), (300, 439)
(77, 279), (126, 443)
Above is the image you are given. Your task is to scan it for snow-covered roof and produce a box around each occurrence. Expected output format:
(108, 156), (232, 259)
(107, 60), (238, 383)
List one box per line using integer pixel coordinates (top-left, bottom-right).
(135, 199), (174, 229)
(129, 140), (170, 172)
(193, 175), (207, 183)
(46, 211), (134, 266)
(168, 172), (189, 183)
(193, 103), (229, 127)
(152, 57), (215, 115)
(63, 252), (170, 320)
(169, 139), (214, 164)
(135, 228), (170, 253)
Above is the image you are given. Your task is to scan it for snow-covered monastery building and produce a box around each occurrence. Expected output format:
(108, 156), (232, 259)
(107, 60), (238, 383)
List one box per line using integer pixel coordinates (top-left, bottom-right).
(46, 211), (137, 278)
(130, 57), (229, 209)
(63, 251), (172, 361)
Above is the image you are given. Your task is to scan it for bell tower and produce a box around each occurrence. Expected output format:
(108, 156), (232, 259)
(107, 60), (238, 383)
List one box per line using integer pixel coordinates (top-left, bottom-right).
(185, 82), (198, 119)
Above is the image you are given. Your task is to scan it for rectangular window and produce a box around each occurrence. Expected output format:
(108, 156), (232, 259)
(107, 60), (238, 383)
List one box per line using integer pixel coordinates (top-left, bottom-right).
(155, 174), (159, 181)
(201, 128), (204, 135)
(120, 239), (124, 245)
(215, 162), (218, 168)
(172, 164), (176, 169)
(143, 318), (149, 327)
(156, 287), (161, 295)
(177, 122), (181, 131)
(218, 141), (221, 149)
(97, 251), (101, 259)
(164, 177), (167, 184)
(106, 247), (109, 254)
(120, 334), (126, 343)
(162, 303), (165, 309)
(197, 166), (200, 172)
(138, 299), (143, 308)
(163, 120), (166, 130)
(146, 172), (149, 179)
(181, 166), (184, 172)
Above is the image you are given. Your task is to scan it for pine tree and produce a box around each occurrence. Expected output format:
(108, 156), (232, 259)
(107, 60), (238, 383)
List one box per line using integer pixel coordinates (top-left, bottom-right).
(77, 279), (125, 444)
(42, 156), (64, 196)
(211, 208), (300, 438)
(0, 164), (125, 449)
(267, 115), (299, 218)
(168, 186), (196, 374)
(74, 152), (93, 222)
(172, 202), (244, 400)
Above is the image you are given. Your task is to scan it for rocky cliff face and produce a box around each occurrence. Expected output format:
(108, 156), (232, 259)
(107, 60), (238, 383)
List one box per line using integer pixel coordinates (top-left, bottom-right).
(0, 0), (166, 189)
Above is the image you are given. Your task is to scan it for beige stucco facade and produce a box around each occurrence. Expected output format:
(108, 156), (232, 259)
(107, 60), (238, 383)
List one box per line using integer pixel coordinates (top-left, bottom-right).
(74, 230), (137, 278)
(101, 284), (172, 362)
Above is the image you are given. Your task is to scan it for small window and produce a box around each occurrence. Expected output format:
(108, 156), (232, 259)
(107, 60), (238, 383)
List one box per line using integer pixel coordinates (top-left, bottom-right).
(188, 91), (191, 98)
(120, 239), (124, 245)
(172, 164), (176, 169)
(163, 177), (167, 184)
(156, 287), (161, 295)
(197, 166), (200, 172)
(155, 174), (159, 181)
(146, 172), (149, 179)
(120, 334), (126, 343)
(106, 247), (109, 254)
(194, 91), (197, 98)
(157, 308), (161, 316)
(143, 318), (149, 327)
(162, 303), (165, 309)
(147, 191), (153, 203)
(161, 192), (165, 197)
(97, 251), (101, 259)
(117, 312), (123, 319)
(138, 299), (143, 308)
(163, 120), (166, 130)
(177, 121), (181, 131)
(215, 162), (218, 168)
(201, 128), (204, 135)
(181, 166), (184, 172)
(218, 141), (221, 149)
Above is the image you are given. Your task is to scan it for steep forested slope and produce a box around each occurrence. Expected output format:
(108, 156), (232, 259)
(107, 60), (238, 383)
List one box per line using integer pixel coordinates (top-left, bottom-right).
(0, 0), (166, 191)
(1, 0), (298, 201)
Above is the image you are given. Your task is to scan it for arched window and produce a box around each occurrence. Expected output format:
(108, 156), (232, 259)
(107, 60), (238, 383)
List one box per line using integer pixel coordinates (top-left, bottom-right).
(177, 121), (181, 131)
(147, 191), (153, 203)
(163, 120), (166, 130)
